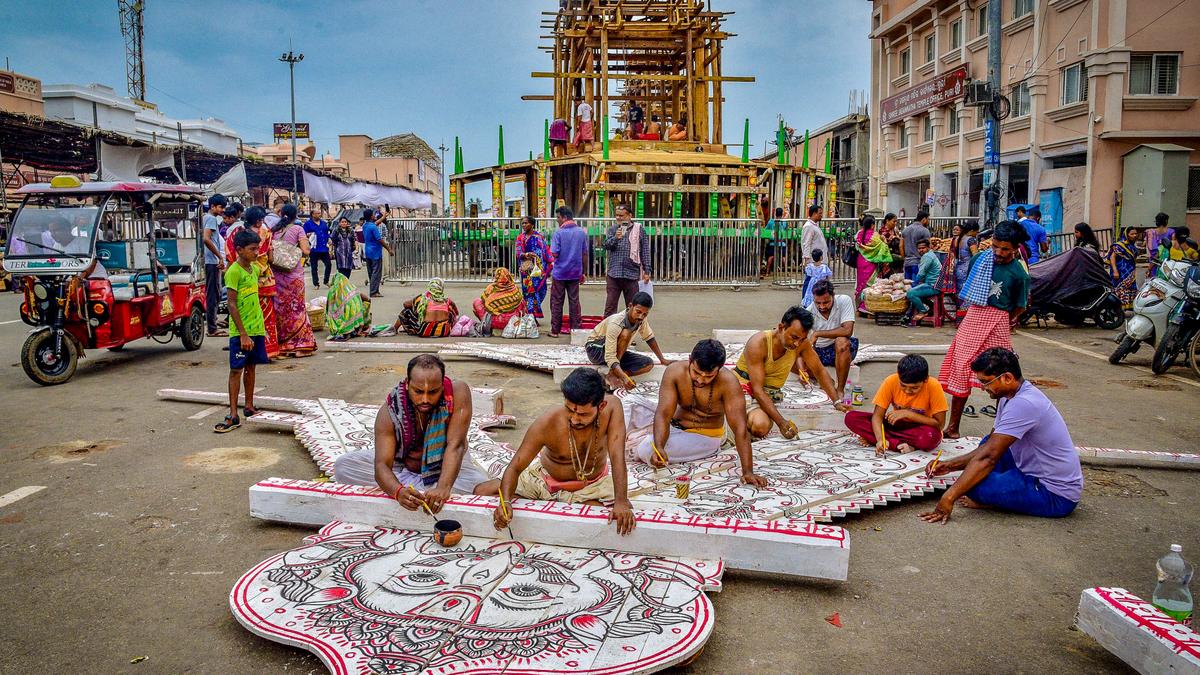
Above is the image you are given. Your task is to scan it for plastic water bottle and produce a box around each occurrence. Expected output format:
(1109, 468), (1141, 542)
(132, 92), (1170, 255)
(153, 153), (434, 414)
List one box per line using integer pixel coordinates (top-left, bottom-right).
(1152, 544), (1194, 625)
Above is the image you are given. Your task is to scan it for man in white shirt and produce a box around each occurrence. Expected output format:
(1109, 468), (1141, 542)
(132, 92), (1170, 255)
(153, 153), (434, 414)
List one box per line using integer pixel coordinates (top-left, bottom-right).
(805, 279), (857, 394)
(800, 204), (827, 299)
(572, 95), (595, 152)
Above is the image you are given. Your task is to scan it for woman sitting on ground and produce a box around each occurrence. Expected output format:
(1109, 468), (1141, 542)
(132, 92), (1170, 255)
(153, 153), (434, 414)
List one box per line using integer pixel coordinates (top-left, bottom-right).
(473, 267), (524, 331)
(325, 272), (371, 341)
(397, 278), (458, 337)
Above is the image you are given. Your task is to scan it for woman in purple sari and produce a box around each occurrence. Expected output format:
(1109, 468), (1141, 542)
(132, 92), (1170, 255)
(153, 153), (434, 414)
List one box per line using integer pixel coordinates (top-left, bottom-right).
(514, 216), (551, 318)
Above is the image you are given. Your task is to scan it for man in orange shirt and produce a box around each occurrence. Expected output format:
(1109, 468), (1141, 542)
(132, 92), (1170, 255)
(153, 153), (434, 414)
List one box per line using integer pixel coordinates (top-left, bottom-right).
(844, 354), (947, 454)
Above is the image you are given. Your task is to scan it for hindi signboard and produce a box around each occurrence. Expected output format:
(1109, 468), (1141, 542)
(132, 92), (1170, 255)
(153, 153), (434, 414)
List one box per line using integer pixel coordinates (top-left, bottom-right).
(273, 122), (310, 140)
(879, 65), (969, 127)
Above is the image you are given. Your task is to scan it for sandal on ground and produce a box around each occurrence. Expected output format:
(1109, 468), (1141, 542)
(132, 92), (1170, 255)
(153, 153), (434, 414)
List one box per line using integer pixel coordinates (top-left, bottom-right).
(207, 330), (227, 338)
(214, 415), (240, 433)
(980, 404), (997, 418)
(243, 406), (260, 418)
(962, 405), (978, 418)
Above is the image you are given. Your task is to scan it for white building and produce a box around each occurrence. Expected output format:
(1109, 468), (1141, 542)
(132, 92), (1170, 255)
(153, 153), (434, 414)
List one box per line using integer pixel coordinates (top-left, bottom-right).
(42, 83), (240, 155)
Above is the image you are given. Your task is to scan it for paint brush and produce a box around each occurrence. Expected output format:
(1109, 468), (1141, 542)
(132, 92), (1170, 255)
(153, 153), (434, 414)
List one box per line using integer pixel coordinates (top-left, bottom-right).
(651, 441), (668, 467)
(498, 486), (516, 541)
(407, 486), (437, 521)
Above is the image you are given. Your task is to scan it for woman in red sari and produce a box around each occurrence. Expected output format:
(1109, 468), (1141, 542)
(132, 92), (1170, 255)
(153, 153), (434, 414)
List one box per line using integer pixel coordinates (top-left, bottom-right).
(270, 204), (317, 357)
(227, 206), (280, 358)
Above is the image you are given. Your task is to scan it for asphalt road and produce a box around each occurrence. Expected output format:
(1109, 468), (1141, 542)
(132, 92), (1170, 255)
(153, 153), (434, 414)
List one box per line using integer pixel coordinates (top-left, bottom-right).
(0, 281), (1196, 674)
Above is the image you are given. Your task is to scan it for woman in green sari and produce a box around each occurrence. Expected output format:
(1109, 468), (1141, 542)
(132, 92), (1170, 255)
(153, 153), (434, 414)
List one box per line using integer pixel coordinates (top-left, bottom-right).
(325, 272), (372, 341)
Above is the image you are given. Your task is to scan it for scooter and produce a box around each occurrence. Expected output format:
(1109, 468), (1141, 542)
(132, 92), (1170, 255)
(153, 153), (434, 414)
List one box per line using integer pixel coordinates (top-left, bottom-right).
(1109, 259), (1192, 365)
(1150, 261), (1200, 374)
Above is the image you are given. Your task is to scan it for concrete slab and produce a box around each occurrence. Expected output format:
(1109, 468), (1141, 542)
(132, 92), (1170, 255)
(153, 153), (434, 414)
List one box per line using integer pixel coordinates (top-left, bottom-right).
(1075, 587), (1200, 674)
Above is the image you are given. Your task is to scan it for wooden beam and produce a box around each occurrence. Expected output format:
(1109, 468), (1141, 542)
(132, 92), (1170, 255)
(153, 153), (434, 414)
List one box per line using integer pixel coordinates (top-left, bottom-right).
(585, 182), (766, 194)
(606, 163), (755, 176)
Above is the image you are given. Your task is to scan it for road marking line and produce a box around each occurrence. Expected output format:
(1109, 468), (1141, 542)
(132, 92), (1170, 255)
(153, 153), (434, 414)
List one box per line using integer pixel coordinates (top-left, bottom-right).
(0, 319), (23, 326)
(188, 404), (225, 420)
(0, 486), (46, 508)
(1015, 331), (1200, 389)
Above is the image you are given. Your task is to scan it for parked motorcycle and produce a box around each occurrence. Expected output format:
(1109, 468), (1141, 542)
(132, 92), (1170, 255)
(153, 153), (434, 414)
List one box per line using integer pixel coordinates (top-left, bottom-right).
(1110, 259), (1192, 365)
(1022, 247), (1125, 330)
(1150, 261), (1200, 374)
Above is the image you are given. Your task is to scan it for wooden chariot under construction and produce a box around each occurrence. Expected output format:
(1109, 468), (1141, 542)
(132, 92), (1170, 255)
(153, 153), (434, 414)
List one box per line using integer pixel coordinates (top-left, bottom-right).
(447, 0), (835, 221)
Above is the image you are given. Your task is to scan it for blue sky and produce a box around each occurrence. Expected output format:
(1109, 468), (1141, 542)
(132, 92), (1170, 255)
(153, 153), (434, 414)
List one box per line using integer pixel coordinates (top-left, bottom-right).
(2, 0), (871, 180)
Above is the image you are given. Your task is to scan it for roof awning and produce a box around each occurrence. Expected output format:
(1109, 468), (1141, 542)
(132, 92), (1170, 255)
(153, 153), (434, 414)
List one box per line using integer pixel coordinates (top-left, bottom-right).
(884, 165), (932, 183)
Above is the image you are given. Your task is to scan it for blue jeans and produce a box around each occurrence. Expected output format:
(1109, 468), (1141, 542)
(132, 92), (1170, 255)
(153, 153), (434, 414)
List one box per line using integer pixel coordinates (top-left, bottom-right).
(904, 264), (919, 281)
(906, 283), (937, 313)
(966, 450), (1078, 518)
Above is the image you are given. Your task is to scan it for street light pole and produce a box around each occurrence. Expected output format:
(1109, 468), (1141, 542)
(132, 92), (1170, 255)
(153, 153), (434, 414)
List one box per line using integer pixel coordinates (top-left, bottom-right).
(438, 141), (448, 215)
(280, 50), (304, 204)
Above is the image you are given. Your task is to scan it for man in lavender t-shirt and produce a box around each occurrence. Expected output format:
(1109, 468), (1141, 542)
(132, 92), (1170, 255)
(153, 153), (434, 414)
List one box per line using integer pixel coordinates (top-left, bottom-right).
(919, 347), (1082, 523)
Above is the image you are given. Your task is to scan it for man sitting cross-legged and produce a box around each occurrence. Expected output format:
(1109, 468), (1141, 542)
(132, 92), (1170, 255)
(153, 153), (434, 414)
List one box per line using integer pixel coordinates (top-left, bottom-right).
(333, 354), (492, 513)
(478, 368), (636, 535)
(920, 347), (1083, 523)
(634, 339), (767, 487)
(844, 354), (946, 455)
(733, 305), (851, 440)
(805, 279), (858, 394)
(584, 291), (672, 391)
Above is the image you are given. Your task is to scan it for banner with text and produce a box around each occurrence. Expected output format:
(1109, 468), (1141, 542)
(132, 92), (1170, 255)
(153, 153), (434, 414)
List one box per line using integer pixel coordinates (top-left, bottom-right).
(879, 65), (969, 127)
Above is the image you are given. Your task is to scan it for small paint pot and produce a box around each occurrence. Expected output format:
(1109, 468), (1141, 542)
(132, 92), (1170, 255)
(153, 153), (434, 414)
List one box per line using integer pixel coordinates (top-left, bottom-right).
(675, 474), (690, 500)
(433, 519), (463, 547)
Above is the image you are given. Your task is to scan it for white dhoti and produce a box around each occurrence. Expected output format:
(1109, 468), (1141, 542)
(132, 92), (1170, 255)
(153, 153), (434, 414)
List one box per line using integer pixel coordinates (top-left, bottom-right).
(332, 449), (492, 493)
(634, 426), (725, 465)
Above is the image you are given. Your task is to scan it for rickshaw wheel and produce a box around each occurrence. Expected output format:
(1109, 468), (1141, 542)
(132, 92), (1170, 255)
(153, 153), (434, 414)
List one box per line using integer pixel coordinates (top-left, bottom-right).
(180, 306), (205, 351)
(21, 331), (79, 386)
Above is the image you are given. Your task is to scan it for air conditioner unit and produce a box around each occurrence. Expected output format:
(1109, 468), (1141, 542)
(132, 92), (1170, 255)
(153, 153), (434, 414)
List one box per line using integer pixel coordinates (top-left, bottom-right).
(965, 80), (994, 106)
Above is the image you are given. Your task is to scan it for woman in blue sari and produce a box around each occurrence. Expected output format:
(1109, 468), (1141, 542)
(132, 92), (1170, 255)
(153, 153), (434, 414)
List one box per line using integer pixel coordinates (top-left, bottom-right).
(1107, 227), (1141, 310)
(514, 216), (551, 318)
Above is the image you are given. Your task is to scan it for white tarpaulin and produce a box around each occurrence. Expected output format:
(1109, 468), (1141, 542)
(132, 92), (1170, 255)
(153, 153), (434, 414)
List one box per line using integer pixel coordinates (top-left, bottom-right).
(209, 162), (248, 197)
(302, 170), (432, 210)
(98, 141), (177, 182)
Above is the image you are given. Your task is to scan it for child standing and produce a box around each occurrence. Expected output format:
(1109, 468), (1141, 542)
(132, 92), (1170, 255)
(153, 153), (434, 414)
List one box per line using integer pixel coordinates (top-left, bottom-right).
(215, 228), (270, 433)
(802, 249), (832, 307)
(844, 354), (947, 453)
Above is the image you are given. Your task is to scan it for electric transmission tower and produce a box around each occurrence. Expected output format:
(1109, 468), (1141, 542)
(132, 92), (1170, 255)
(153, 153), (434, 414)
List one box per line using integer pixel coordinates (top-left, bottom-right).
(118, 0), (146, 102)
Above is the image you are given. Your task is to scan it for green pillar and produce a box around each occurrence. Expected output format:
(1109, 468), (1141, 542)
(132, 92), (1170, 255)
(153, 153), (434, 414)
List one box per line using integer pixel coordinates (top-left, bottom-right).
(801, 130), (810, 169)
(543, 118), (550, 160)
(602, 114), (610, 161)
(748, 193), (757, 220)
(824, 140), (832, 174)
(708, 192), (718, 220)
(497, 125), (505, 166)
(529, 150), (533, 161)
(672, 192), (682, 220)
(636, 191), (645, 219)
(776, 120), (786, 166)
(741, 118), (750, 163)
(454, 137), (464, 174)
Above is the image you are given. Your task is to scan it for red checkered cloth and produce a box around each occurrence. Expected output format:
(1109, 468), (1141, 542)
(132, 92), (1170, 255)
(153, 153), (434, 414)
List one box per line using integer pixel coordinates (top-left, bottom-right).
(938, 304), (1012, 397)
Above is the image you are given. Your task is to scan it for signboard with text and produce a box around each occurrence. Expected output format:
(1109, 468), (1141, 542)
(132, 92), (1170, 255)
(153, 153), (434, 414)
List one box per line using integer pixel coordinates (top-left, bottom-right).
(879, 65), (969, 126)
(273, 122), (310, 140)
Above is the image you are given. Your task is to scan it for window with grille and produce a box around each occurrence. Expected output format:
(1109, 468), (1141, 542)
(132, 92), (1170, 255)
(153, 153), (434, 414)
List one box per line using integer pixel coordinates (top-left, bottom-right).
(1129, 53), (1180, 96)
(1012, 81), (1031, 117)
(1188, 166), (1200, 210)
(925, 35), (935, 63)
(949, 107), (961, 134)
(978, 5), (988, 36)
(900, 48), (911, 74)
(924, 115), (934, 142)
(1061, 62), (1088, 105)
(951, 19), (963, 49)
(899, 124), (909, 149)
(1014, 0), (1033, 18)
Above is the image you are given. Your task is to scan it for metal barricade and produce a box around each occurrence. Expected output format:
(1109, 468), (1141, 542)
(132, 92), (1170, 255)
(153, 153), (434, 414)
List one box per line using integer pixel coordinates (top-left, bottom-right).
(383, 215), (981, 288)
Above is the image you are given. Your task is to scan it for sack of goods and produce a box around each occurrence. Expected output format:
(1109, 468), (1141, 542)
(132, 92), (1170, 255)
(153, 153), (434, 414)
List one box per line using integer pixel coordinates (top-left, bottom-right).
(864, 273), (913, 302)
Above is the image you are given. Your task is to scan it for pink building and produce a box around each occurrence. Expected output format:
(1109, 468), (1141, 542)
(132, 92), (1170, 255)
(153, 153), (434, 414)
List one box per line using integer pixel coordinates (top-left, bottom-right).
(869, 0), (1200, 231)
(335, 134), (443, 211)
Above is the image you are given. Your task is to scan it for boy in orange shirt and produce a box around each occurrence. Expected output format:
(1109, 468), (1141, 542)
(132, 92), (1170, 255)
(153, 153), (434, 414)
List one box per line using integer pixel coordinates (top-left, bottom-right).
(845, 354), (947, 454)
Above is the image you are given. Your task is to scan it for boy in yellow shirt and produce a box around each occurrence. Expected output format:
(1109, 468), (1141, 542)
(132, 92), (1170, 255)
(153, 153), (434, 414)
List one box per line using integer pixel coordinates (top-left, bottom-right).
(845, 354), (947, 454)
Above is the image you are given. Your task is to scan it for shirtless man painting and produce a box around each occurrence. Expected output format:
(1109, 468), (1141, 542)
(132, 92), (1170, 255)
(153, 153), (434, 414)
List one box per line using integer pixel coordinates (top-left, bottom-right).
(633, 339), (767, 487)
(733, 305), (850, 439)
(479, 368), (636, 535)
